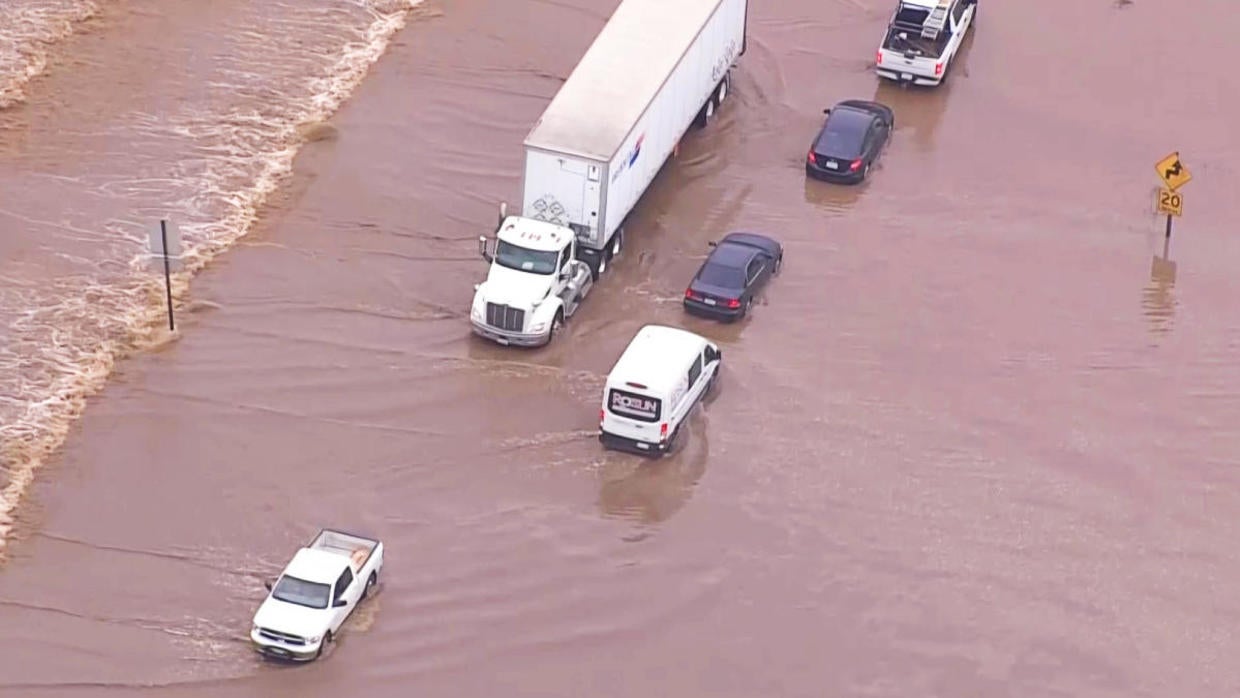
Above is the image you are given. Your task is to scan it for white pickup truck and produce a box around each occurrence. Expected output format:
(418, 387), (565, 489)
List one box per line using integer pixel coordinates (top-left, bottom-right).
(875, 0), (976, 87)
(250, 528), (384, 661)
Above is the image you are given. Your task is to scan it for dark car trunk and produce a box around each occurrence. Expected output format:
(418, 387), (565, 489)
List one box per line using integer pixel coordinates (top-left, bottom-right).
(688, 280), (741, 306)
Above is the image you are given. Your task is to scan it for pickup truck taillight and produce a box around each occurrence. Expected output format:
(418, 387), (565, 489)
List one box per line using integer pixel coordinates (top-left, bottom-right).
(934, 61), (944, 76)
(876, 50), (883, 65)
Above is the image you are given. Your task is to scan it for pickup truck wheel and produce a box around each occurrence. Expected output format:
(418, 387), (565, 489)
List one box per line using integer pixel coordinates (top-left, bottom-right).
(363, 571), (377, 599)
(316, 631), (332, 659)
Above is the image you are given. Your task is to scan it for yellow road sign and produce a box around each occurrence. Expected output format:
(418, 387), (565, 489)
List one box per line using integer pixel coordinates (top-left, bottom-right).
(1157, 187), (1183, 217)
(1155, 152), (1192, 191)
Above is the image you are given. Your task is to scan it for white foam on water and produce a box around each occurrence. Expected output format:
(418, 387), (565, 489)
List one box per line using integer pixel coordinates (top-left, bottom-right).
(0, 0), (427, 554)
(0, 0), (100, 109)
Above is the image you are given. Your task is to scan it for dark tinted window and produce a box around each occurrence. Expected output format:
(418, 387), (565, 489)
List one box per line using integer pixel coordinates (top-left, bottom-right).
(688, 355), (703, 386)
(697, 262), (745, 288)
(272, 575), (331, 609)
(334, 567), (354, 602)
(895, 5), (929, 25)
(815, 109), (873, 159)
(494, 239), (559, 275)
(608, 388), (661, 423)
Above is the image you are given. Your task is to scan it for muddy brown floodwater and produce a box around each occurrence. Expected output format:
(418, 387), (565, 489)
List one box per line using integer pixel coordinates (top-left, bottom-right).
(1, 0), (1239, 696)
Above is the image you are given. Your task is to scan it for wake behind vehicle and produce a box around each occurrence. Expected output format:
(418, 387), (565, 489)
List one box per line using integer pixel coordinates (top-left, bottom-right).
(470, 0), (749, 347)
(683, 232), (783, 321)
(600, 324), (721, 456)
(875, 0), (976, 87)
(805, 100), (894, 184)
(250, 528), (384, 662)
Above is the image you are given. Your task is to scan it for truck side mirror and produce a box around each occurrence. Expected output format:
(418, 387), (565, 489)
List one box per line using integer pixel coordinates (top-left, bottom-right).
(822, 108), (831, 115)
(478, 235), (493, 263)
(707, 240), (718, 248)
(496, 201), (508, 232)
(264, 579), (273, 591)
(334, 598), (348, 608)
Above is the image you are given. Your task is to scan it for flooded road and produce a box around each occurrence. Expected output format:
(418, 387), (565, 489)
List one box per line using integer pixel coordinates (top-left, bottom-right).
(1, 0), (1239, 696)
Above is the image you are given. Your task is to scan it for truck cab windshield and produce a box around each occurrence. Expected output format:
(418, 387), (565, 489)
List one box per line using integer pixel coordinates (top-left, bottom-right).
(495, 239), (559, 275)
(272, 575), (331, 609)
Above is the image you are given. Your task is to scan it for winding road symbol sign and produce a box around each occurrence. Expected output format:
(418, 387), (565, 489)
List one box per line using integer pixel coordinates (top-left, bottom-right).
(1155, 152), (1192, 191)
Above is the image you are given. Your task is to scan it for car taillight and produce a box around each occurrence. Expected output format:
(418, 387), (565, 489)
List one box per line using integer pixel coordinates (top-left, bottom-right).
(659, 423), (668, 441)
(685, 288), (698, 300)
(876, 50), (883, 65)
(935, 61), (944, 76)
(807, 150), (816, 164)
(849, 159), (863, 172)
(726, 298), (741, 309)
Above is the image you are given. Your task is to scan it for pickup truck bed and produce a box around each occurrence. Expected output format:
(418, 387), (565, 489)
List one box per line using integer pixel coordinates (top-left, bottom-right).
(309, 528), (379, 573)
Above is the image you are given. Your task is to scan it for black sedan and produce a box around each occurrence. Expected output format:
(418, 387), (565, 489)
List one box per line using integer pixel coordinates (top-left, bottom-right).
(683, 232), (783, 322)
(805, 99), (894, 184)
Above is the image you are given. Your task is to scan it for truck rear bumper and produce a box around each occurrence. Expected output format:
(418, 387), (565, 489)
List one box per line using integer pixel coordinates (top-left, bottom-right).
(876, 67), (942, 87)
(470, 319), (550, 347)
(599, 429), (668, 457)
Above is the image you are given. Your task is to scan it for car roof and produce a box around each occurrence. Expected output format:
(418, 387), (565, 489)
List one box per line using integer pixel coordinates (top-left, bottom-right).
(284, 548), (347, 585)
(497, 217), (572, 252)
(607, 324), (710, 395)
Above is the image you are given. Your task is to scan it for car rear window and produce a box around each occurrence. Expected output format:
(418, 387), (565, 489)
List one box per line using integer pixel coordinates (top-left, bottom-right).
(607, 388), (662, 423)
(697, 263), (745, 288)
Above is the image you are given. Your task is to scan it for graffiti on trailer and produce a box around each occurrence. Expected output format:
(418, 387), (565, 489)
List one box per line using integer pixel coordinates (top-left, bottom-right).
(710, 39), (739, 84)
(529, 195), (567, 226)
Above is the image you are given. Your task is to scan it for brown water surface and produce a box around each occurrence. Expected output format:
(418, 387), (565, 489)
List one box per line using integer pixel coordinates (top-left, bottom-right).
(1, 1), (1239, 696)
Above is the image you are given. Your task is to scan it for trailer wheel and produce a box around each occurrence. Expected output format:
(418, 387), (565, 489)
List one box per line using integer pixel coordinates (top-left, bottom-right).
(694, 96), (715, 129)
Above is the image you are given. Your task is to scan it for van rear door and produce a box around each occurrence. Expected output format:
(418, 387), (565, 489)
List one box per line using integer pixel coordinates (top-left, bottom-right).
(605, 385), (664, 444)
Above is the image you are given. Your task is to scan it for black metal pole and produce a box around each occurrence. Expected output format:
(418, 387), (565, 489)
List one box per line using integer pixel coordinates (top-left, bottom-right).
(161, 219), (175, 331)
(1162, 214), (1173, 259)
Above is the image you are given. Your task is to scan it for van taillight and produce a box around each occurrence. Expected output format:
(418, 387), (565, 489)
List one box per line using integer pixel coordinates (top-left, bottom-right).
(599, 409), (605, 425)
(876, 50), (883, 65)
(659, 423), (668, 441)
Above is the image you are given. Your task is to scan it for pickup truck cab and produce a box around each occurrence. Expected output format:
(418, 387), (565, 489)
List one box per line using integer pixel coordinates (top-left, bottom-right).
(875, 0), (976, 87)
(470, 204), (596, 347)
(250, 528), (384, 661)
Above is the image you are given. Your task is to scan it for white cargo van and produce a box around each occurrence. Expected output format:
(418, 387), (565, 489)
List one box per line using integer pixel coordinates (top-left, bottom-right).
(599, 325), (722, 456)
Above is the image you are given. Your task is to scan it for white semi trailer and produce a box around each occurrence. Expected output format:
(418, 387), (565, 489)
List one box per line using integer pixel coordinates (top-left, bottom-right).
(470, 0), (749, 347)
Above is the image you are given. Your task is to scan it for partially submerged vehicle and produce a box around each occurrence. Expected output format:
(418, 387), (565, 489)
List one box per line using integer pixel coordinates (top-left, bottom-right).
(875, 0), (976, 86)
(250, 528), (384, 661)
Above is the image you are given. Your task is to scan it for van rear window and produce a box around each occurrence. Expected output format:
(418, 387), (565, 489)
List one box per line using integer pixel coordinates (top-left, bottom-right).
(608, 388), (661, 423)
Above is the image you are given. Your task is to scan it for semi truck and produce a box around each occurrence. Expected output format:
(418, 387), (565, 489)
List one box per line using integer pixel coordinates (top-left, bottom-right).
(470, 0), (749, 347)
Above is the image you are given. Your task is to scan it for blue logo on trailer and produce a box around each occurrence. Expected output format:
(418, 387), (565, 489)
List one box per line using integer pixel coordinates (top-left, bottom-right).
(625, 133), (645, 169)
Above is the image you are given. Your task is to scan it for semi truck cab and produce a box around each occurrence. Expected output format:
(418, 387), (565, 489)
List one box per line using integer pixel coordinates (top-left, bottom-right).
(469, 205), (595, 347)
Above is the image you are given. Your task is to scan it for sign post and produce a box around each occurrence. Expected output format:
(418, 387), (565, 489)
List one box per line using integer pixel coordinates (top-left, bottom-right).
(1153, 151), (1191, 249)
(148, 219), (183, 331)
